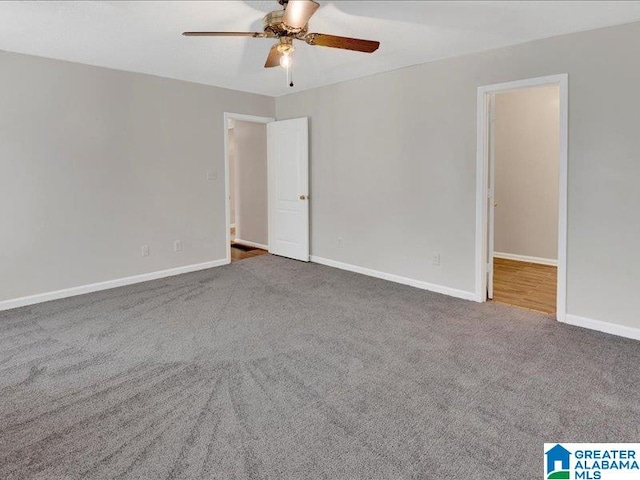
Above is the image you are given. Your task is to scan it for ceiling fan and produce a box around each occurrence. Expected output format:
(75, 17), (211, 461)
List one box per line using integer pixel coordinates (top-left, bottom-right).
(183, 0), (380, 87)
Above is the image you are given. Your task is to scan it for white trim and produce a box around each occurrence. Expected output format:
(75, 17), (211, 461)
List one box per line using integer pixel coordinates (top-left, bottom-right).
(475, 74), (568, 320)
(487, 92), (496, 300)
(226, 113), (274, 125)
(233, 238), (268, 250)
(493, 252), (558, 267)
(310, 256), (477, 302)
(557, 74), (569, 323)
(0, 259), (228, 312)
(562, 314), (640, 342)
(223, 112), (275, 265)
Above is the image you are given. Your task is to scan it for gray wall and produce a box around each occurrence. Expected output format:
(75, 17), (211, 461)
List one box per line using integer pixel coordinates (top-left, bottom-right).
(276, 21), (640, 330)
(233, 120), (268, 246)
(0, 50), (274, 302)
(494, 86), (559, 261)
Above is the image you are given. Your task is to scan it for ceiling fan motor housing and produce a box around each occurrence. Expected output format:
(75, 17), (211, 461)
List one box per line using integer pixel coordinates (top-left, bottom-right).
(264, 9), (308, 36)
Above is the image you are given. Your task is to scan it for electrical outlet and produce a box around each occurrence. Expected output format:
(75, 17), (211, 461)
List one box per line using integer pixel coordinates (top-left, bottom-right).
(207, 170), (217, 181)
(142, 245), (150, 257)
(174, 240), (183, 252)
(432, 252), (441, 267)
(337, 236), (344, 247)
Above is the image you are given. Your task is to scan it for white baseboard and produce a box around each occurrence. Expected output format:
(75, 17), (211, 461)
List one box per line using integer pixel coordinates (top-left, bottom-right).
(562, 314), (640, 342)
(310, 256), (476, 302)
(0, 259), (229, 312)
(494, 252), (557, 266)
(233, 238), (268, 250)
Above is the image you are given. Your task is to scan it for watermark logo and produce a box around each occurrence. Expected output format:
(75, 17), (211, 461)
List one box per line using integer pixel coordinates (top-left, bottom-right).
(544, 444), (640, 479)
(546, 444), (571, 479)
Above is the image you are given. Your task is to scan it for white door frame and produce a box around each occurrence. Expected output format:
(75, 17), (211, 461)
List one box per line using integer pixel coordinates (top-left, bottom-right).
(474, 74), (568, 321)
(223, 112), (275, 264)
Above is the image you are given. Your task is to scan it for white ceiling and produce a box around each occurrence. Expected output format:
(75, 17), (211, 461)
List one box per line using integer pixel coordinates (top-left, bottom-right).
(1, 1), (639, 97)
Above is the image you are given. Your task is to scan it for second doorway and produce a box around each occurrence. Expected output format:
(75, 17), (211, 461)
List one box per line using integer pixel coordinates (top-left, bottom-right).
(228, 118), (269, 262)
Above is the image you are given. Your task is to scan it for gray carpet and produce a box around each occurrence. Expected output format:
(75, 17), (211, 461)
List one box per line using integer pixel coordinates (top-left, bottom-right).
(1, 255), (639, 479)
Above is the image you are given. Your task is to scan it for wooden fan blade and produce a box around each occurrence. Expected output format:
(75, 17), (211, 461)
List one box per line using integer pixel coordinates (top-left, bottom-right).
(305, 34), (380, 53)
(283, 0), (319, 30)
(264, 44), (283, 68)
(182, 31), (266, 37)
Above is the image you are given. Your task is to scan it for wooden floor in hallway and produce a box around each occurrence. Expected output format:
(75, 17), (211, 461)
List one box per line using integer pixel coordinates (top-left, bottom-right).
(231, 244), (268, 262)
(230, 226), (268, 262)
(492, 257), (557, 315)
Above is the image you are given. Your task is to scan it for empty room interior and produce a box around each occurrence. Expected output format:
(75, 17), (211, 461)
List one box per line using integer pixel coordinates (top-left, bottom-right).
(1, 1), (640, 479)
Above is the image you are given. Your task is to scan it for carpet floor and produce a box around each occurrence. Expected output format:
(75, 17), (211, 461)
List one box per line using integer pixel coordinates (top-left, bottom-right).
(1, 255), (639, 479)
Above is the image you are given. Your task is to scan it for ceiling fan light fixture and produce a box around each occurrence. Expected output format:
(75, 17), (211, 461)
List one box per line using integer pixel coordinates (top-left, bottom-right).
(279, 53), (292, 68)
(276, 38), (295, 55)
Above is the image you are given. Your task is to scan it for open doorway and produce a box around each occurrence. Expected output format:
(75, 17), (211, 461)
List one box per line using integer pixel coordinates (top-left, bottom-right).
(491, 85), (559, 314)
(476, 75), (568, 320)
(224, 113), (310, 264)
(225, 114), (273, 263)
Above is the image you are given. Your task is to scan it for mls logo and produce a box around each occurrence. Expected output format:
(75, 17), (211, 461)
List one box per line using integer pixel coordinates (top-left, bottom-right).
(545, 442), (640, 479)
(545, 444), (571, 479)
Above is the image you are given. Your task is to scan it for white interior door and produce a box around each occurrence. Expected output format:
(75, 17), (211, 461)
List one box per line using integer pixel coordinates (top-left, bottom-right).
(267, 117), (309, 261)
(487, 93), (496, 299)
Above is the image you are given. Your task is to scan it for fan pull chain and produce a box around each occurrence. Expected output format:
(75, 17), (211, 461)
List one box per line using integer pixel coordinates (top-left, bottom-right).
(287, 63), (294, 87)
